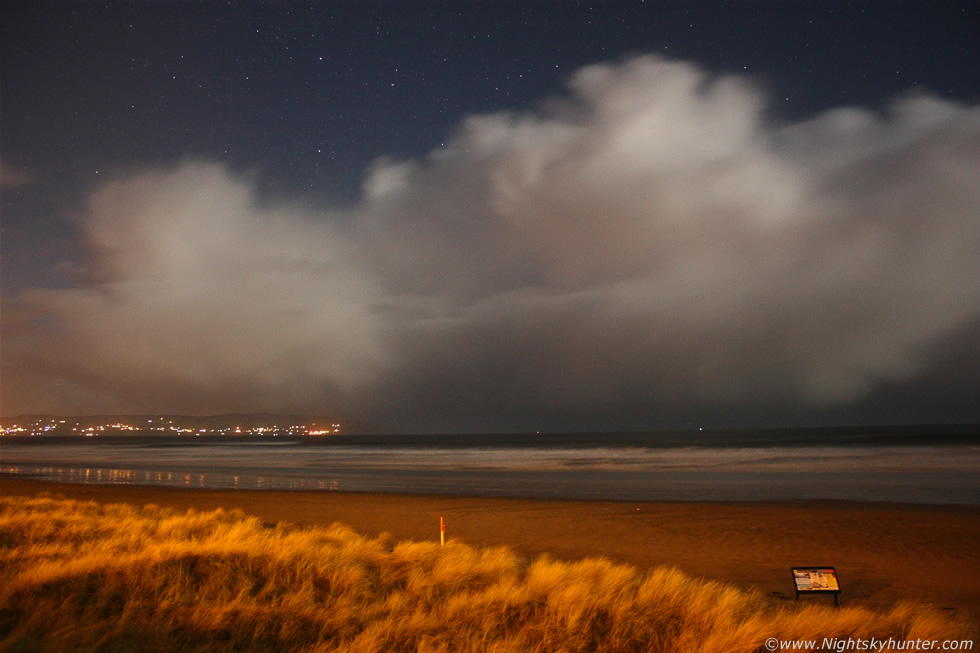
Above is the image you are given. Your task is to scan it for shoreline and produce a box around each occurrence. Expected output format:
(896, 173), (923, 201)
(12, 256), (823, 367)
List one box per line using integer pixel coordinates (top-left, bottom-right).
(3, 477), (979, 622)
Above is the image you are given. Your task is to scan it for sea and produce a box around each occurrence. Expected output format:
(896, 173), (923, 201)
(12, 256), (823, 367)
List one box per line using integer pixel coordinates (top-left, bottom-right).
(2, 427), (978, 505)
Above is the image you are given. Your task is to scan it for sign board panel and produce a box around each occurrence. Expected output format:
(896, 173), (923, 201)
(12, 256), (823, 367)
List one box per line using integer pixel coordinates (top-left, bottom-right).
(791, 567), (841, 604)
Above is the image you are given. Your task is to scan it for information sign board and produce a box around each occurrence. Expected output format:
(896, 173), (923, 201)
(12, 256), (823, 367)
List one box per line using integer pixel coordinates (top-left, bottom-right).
(791, 567), (841, 605)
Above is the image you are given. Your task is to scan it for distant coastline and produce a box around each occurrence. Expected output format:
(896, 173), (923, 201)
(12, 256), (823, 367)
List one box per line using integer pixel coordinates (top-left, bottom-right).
(2, 415), (977, 447)
(0, 413), (395, 437)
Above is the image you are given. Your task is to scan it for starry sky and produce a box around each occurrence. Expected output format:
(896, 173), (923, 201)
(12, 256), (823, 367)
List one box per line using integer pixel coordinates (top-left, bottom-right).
(2, 1), (978, 433)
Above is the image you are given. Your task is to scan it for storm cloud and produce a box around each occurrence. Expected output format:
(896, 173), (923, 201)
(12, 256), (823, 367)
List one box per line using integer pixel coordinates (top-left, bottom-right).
(5, 56), (979, 430)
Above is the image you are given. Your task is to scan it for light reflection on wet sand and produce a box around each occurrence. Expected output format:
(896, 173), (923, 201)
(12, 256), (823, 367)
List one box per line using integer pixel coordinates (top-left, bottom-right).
(1, 466), (342, 491)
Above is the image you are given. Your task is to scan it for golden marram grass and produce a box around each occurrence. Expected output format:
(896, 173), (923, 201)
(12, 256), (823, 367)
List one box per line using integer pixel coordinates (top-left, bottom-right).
(0, 495), (972, 652)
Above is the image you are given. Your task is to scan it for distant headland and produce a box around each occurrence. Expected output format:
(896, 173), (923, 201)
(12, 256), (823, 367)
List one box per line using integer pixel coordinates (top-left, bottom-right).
(0, 414), (395, 437)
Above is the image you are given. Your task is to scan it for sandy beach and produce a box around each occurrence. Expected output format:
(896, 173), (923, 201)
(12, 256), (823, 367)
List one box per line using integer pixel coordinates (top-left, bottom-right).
(3, 477), (978, 623)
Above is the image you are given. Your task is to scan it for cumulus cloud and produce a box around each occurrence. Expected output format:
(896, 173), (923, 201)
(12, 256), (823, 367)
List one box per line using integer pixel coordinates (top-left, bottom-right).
(4, 164), (386, 415)
(4, 56), (979, 430)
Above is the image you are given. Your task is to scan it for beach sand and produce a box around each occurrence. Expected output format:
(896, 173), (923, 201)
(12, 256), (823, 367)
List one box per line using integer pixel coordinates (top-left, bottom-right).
(3, 477), (978, 622)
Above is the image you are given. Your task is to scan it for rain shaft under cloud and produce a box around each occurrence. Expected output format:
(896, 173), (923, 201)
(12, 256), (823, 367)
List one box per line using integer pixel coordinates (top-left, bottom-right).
(4, 56), (979, 431)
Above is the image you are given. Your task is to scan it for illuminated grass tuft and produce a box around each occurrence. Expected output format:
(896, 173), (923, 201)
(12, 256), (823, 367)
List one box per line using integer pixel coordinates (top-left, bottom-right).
(0, 495), (972, 652)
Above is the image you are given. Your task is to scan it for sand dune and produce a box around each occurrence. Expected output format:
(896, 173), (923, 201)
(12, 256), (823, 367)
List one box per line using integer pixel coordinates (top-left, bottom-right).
(2, 477), (977, 623)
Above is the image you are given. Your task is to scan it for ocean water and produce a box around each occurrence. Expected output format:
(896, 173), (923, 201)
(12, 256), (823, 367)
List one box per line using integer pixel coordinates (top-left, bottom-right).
(2, 429), (978, 504)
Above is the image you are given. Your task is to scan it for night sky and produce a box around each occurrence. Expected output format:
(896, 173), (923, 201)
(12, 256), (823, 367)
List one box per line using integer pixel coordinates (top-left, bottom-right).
(2, 1), (978, 433)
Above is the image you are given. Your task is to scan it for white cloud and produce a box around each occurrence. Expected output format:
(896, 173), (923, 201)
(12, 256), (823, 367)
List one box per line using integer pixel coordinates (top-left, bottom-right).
(4, 56), (979, 428)
(5, 163), (385, 414)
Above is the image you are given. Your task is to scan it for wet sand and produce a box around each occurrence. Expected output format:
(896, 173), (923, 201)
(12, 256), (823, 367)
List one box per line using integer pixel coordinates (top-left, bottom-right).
(3, 477), (978, 621)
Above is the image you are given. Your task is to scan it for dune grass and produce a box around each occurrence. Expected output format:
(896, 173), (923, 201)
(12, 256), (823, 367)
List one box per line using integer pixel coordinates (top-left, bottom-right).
(0, 495), (973, 652)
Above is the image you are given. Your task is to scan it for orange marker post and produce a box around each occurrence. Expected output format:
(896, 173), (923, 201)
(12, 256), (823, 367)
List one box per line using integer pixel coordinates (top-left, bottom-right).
(440, 516), (445, 546)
